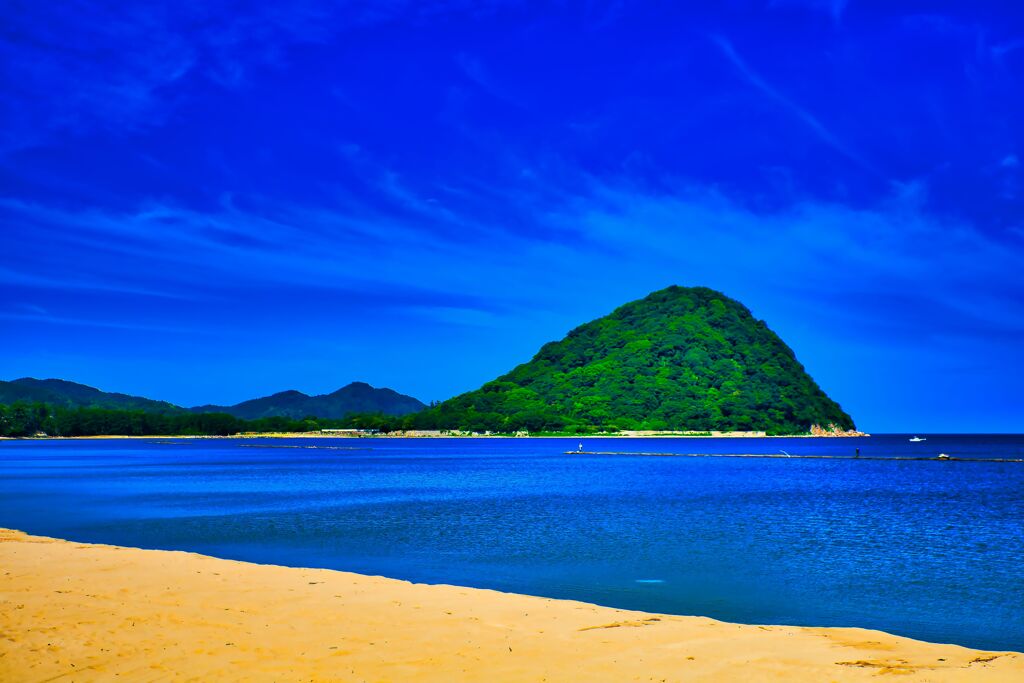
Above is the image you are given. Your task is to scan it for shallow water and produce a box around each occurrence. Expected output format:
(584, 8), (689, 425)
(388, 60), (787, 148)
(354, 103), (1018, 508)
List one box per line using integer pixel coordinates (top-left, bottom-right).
(1, 435), (1022, 651)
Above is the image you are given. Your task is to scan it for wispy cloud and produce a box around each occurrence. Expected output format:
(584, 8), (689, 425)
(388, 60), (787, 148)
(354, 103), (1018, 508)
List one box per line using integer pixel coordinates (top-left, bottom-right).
(455, 53), (526, 108)
(0, 4), (196, 150)
(532, 171), (1024, 344)
(991, 38), (1024, 61)
(0, 190), (526, 319)
(0, 1), (520, 152)
(770, 0), (850, 25)
(710, 35), (881, 177)
(4, 127), (1020, 346)
(0, 311), (197, 334)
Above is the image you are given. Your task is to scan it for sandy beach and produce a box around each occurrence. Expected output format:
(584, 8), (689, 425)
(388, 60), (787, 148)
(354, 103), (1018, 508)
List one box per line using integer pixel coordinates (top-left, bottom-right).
(0, 529), (1019, 681)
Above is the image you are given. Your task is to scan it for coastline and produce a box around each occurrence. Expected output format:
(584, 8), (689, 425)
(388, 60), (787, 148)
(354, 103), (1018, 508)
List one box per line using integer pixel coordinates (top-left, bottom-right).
(1, 529), (1019, 681)
(1, 430), (869, 440)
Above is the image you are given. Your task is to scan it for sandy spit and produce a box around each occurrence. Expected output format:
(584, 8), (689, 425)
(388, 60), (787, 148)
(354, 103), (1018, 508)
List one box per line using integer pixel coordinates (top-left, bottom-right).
(0, 529), (1019, 682)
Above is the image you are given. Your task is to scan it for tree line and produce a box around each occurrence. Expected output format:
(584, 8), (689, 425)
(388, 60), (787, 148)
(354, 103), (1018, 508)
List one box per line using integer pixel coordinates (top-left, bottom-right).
(0, 401), (370, 437)
(0, 400), (613, 437)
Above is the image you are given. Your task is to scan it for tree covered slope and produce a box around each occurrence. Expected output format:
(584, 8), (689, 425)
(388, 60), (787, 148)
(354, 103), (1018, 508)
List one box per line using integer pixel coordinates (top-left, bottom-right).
(0, 378), (182, 413)
(420, 286), (854, 434)
(0, 379), (424, 422)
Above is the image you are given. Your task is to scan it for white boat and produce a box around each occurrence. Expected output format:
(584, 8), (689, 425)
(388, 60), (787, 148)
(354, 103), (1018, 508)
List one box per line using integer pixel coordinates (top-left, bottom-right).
(909, 436), (926, 442)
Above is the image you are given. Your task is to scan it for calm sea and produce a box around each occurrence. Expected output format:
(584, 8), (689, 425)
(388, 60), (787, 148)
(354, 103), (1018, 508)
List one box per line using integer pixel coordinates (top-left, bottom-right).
(1, 435), (1021, 651)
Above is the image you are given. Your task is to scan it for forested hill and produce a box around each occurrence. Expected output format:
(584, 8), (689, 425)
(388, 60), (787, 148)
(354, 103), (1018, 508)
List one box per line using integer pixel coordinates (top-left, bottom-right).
(416, 286), (854, 434)
(191, 382), (425, 419)
(0, 378), (424, 420)
(0, 378), (181, 413)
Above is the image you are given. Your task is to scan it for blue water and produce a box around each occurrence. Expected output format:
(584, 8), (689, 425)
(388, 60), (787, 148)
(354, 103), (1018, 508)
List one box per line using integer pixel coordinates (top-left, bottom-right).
(1, 435), (1022, 651)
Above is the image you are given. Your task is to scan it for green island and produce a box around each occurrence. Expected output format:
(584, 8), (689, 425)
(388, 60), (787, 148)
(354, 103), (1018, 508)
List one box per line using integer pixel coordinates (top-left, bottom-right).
(0, 287), (855, 438)
(411, 286), (853, 435)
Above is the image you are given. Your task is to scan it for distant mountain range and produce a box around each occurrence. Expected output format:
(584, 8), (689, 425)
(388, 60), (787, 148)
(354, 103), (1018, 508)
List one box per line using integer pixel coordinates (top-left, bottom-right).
(0, 378), (181, 413)
(0, 378), (424, 419)
(191, 383), (425, 419)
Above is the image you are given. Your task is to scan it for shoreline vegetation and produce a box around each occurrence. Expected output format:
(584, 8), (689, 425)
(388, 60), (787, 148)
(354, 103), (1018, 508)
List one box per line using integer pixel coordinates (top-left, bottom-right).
(1, 430), (869, 440)
(1, 529), (1020, 682)
(0, 401), (866, 439)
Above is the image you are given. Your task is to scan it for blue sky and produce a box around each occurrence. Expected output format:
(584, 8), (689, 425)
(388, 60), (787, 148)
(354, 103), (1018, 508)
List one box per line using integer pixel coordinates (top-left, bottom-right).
(1, 1), (1022, 432)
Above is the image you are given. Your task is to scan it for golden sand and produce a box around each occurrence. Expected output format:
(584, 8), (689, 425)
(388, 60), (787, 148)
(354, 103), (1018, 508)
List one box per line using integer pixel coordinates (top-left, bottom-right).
(1, 529), (1019, 681)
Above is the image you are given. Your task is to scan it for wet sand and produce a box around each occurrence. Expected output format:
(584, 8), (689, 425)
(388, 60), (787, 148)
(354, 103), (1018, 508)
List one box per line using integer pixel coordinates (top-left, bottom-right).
(1, 528), (1019, 681)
